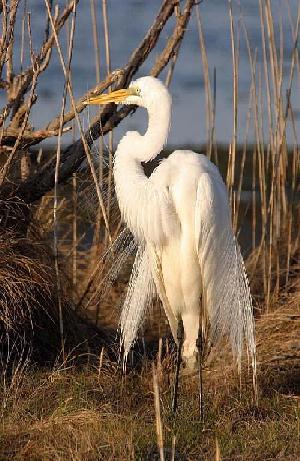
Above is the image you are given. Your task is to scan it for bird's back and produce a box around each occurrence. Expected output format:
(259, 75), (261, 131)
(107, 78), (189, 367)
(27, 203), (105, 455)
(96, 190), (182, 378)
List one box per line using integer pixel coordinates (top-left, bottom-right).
(150, 150), (226, 239)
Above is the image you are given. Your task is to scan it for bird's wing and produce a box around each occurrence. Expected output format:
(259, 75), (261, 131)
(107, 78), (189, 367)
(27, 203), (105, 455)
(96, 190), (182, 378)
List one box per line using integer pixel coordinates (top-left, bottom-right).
(120, 244), (155, 364)
(195, 171), (256, 373)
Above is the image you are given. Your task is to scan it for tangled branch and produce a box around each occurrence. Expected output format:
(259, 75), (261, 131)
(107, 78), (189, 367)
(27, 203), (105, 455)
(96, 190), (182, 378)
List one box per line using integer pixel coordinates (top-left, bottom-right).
(0, 0), (196, 204)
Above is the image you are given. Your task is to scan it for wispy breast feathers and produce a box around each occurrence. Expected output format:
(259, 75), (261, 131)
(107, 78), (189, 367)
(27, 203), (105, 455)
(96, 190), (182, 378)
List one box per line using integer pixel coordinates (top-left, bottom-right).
(120, 245), (155, 362)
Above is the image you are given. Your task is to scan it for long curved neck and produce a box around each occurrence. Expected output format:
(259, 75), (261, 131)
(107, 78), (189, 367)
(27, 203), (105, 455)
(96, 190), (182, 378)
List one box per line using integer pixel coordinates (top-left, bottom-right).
(113, 95), (172, 243)
(140, 98), (171, 161)
(115, 97), (171, 164)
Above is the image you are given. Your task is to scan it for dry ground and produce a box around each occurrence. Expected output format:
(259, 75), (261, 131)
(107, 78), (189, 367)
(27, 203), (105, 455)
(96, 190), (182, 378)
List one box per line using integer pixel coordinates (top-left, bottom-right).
(1, 281), (300, 461)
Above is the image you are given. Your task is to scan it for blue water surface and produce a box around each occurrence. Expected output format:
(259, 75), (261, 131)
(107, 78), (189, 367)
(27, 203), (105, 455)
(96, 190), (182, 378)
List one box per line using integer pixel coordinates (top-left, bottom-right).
(4, 0), (300, 146)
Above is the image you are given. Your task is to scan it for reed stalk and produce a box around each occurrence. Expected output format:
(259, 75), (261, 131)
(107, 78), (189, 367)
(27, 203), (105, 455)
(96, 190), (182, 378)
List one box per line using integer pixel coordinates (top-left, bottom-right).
(102, 0), (114, 233)
(53, 0), (77, 359)
(44, 0), (112, 242)
(152, 363), (165, 461)
(196, 4), (213, 159)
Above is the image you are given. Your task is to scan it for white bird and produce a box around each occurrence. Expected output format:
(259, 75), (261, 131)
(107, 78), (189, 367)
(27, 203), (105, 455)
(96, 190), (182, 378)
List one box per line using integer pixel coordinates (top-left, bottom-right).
(86, 76), (256, 375)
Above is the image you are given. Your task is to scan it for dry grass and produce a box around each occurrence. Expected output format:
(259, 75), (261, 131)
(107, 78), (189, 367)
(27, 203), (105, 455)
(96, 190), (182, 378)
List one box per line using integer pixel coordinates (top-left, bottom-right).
(0, 224), (111, 365)
(0, 227), (63, 361)
(0, 284), (300, 461)
(0, 230), (54, 331)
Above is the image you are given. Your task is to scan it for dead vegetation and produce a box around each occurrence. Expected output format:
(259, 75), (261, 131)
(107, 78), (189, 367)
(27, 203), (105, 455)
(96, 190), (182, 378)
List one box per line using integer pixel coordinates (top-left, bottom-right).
(0, 286), (300, 461)
(0, 224), (113, 365)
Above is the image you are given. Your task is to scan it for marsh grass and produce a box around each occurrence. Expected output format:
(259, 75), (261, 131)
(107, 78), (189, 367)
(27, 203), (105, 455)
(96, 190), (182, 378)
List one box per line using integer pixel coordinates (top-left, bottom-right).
(1, 316), (300, 461)
(1, 282), (300, 460)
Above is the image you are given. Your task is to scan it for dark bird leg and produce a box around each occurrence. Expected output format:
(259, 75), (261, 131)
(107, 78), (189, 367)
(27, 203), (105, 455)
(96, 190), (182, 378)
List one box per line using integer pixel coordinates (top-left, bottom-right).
(172, 317), (184, 413)
(196, 325), (204, 421)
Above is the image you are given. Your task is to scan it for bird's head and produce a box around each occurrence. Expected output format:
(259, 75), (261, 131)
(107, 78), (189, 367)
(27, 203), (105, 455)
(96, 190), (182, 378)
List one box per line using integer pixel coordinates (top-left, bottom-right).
(84, 76), (171, 109)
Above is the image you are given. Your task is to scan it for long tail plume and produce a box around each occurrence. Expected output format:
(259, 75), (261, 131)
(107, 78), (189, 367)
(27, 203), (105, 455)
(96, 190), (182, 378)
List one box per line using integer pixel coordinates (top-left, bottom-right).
(196, 172), (256, 388)
(120, 244), (155, 364)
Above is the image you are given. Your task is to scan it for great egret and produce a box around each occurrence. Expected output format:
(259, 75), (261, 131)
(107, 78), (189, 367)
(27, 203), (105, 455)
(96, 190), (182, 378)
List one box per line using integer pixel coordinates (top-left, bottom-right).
(85, 76), (256, 376)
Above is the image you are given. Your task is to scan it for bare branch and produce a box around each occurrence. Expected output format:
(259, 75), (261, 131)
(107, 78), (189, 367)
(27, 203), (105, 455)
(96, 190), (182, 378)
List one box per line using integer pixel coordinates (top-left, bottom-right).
(117, 0), (178, 88)
(1, 125), (71, 143)
(13, 0), (196, 204)
(42, 0), (177, 133)
(7, 1), (77, 120)
(0, 71), (39, 185)
(2, 0), (177, 147)
(0, 0), (20, 76)
(100, 0), (196, 136)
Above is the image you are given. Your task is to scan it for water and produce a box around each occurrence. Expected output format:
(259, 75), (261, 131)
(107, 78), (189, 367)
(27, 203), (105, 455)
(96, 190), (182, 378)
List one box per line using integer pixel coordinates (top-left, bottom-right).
(3, 0), (299, 146)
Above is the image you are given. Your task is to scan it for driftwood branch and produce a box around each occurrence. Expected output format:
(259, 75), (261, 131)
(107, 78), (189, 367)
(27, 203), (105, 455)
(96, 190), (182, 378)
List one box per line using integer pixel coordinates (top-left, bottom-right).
(2, 125), (72, 143)
(1, 0), (174, 148)
(29, 0), (178, 139)
(4, 0), (196, 204)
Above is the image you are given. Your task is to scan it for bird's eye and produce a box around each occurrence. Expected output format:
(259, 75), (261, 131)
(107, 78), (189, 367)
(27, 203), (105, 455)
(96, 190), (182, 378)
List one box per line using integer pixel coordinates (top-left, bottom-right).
(135, 87), (141, 96)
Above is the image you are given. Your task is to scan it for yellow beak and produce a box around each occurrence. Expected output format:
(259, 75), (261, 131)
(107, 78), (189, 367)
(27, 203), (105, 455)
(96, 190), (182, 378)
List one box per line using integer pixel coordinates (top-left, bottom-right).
(84, 88), (134, 105)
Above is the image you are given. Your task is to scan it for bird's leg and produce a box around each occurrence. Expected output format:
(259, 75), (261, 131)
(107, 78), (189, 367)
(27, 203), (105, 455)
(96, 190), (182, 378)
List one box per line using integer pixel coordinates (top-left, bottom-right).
(196, 325), (204, 421)
(172, 317), (184, 413)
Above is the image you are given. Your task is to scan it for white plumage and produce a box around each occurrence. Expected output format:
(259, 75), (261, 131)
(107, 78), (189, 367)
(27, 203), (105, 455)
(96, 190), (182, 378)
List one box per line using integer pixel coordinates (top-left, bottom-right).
(86, 76), (256, 376)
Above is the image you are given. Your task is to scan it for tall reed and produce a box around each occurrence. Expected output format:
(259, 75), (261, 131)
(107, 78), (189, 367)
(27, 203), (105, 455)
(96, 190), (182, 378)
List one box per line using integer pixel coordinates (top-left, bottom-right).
(196, 1), (300, 309)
